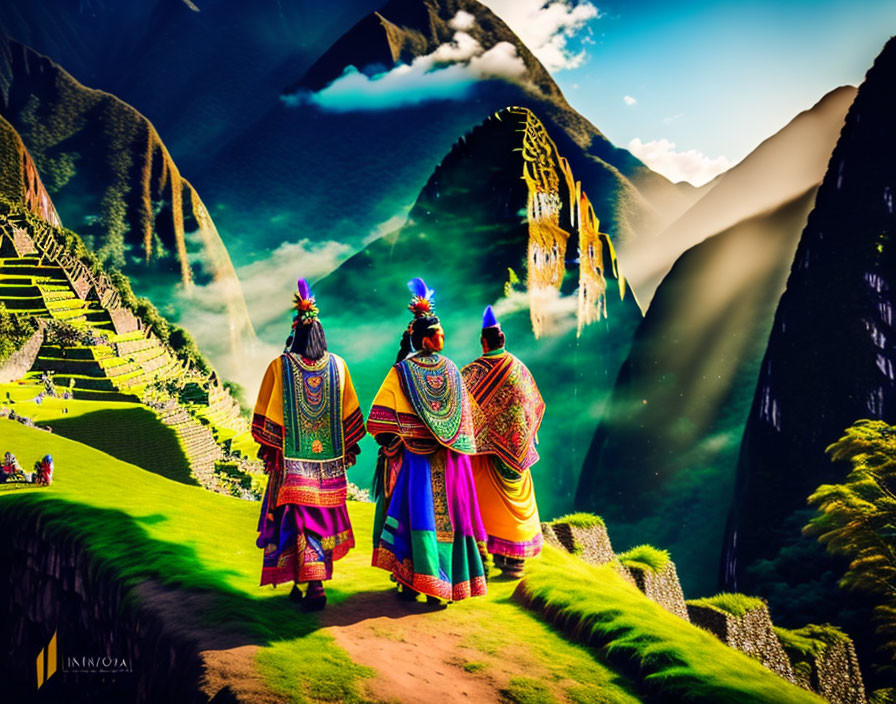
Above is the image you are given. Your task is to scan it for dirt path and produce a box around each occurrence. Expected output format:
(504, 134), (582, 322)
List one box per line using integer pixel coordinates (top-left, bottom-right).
(136, 580), (596, 704)
(321, 589), (539, 704)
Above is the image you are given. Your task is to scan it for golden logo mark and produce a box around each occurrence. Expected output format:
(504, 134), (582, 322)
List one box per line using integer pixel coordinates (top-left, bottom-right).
(36, 630), (58, 690)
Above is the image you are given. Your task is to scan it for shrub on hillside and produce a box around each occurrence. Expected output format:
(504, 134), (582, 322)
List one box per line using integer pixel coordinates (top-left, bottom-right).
(0, 303), (37, 365)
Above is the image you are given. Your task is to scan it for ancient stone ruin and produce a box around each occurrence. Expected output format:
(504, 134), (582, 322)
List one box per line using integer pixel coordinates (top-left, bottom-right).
(539, 514), (868, 702)
(623, 559), (689, 623)
(686, 598), (795, 683)
(541, 518), (616, 566)
(775, 625), (867, 704)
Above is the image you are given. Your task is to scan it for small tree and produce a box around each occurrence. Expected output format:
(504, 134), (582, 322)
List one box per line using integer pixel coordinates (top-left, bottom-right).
(804, 420), (896, 658)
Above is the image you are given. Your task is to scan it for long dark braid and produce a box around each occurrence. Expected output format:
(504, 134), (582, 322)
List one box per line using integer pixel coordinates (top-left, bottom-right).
(288, 319), (328, 360)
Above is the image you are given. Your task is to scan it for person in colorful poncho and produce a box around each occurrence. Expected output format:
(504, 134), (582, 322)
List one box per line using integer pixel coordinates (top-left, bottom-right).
(252, 279), (366, 610)
(368, 278), (488, 605)
(462, 306), (545, 578)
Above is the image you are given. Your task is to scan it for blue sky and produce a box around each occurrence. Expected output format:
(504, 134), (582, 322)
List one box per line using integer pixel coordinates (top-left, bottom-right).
(514, 0), (895, 182)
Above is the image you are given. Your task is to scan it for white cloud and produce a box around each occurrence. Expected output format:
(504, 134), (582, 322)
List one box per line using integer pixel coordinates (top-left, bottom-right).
(284, 28), (527, 112)
(624, 95), (637, 106)
(449, 10), (476, 31)
(628, 137), (732, 187)
(479, 0), (601, 71)
(362, 213), (408, 246)
(236, 239), (354, 331)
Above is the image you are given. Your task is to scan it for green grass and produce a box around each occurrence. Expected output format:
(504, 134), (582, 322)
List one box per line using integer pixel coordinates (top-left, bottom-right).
(500, 676), (559, 704)
(687, 593), (766, 618)
(520, 547), (825, 704)
(616, 544), (671, 574)
(1, 383), (194, 483)
(551, 512), (605, 529)
(0, 420), (639, 704)
(0, 419), (375, 703)
(0, 419), (825, 704)
(462, 661), (488, 673)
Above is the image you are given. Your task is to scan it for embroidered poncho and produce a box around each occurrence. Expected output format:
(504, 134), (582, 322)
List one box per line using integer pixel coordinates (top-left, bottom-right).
(252, 352), (365, 506)
(368, 353), (476, 454)
(462, 350), (545, 473)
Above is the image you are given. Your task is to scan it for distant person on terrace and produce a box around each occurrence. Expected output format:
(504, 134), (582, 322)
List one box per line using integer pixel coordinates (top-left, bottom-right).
(462, 307), (545, 579)
(368, 278), (488, 605)
(35, 454), (53, 485)
(252, 279), (366, 611)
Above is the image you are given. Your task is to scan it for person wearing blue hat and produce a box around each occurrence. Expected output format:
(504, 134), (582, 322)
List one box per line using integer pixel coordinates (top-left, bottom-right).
(462, 306), (546, 578)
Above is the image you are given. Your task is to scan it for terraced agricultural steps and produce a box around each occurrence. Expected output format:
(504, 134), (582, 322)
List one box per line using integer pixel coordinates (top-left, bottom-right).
(0, 202), (259, 496)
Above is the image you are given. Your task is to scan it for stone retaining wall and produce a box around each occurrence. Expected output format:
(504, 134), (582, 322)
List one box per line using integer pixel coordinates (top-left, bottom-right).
(687, 602), (795, 683)
(626, 561), (690, 622)
(812, 638), (866, 704)
(541, 521), (615, 566)
(0, 322), (44, 383)
(0, 506), (208, 703)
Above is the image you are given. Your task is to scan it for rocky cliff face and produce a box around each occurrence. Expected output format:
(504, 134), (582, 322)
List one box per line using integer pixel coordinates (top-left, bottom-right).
(576, 188), (818, 594)
(316, 106), (644, 519)
(719, 37), (896, 658)
(0, 113), (60, 226)
(0, 34), (256, 384)
(575, 83), (855, 596)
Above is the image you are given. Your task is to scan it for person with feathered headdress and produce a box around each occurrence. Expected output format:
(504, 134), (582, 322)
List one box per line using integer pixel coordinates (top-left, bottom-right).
(251, 279), (366, 611)
(367, 278), (488, 605)
(462, 307), (545, 578)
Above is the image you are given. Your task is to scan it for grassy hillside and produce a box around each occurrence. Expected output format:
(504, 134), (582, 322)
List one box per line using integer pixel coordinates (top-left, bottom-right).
(0, 419), (822, 703)
(1, 381), (194, 483)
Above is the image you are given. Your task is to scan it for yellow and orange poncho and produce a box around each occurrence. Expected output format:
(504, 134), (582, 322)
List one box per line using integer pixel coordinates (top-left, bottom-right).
(462, 349), (546, 559)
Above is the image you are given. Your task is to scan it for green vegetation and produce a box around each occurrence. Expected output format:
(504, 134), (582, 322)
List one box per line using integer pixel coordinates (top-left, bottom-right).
(552, 512), (605, 529)
(870, 688), (896, 704)
(0, 421), (638, 704)
(462, 661), (488, 673)
(500, 676), (559, 704)
(0, 302), (37, 365)
(107, 269), (211, 374)
(0, 199), (216, 377)
(0, 419), (375, 703)
(804, 420), (896, 658)
(687, 593), (766, 618)
(521, 547), (823, 704)
(1, 419), (826, 703)
(616, 544), (671, 574)
(1, 383), (194, 484)
(47, 407), (194, 484)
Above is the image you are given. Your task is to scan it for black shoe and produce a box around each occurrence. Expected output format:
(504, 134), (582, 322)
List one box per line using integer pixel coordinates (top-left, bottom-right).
(289, 584), (304, 603)
(502, 557), (525, 579)
(425, 595), (448, 608)
(301, 595), (327, 612)
(396, 585), (419, 601)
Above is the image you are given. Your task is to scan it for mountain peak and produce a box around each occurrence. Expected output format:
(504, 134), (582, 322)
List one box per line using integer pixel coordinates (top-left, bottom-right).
(291, 0), (564, 103)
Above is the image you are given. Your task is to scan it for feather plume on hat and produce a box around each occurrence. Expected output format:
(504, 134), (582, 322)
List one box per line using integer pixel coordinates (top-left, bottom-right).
(292, 278), (320, 327)
(407, 277), (436, 318)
